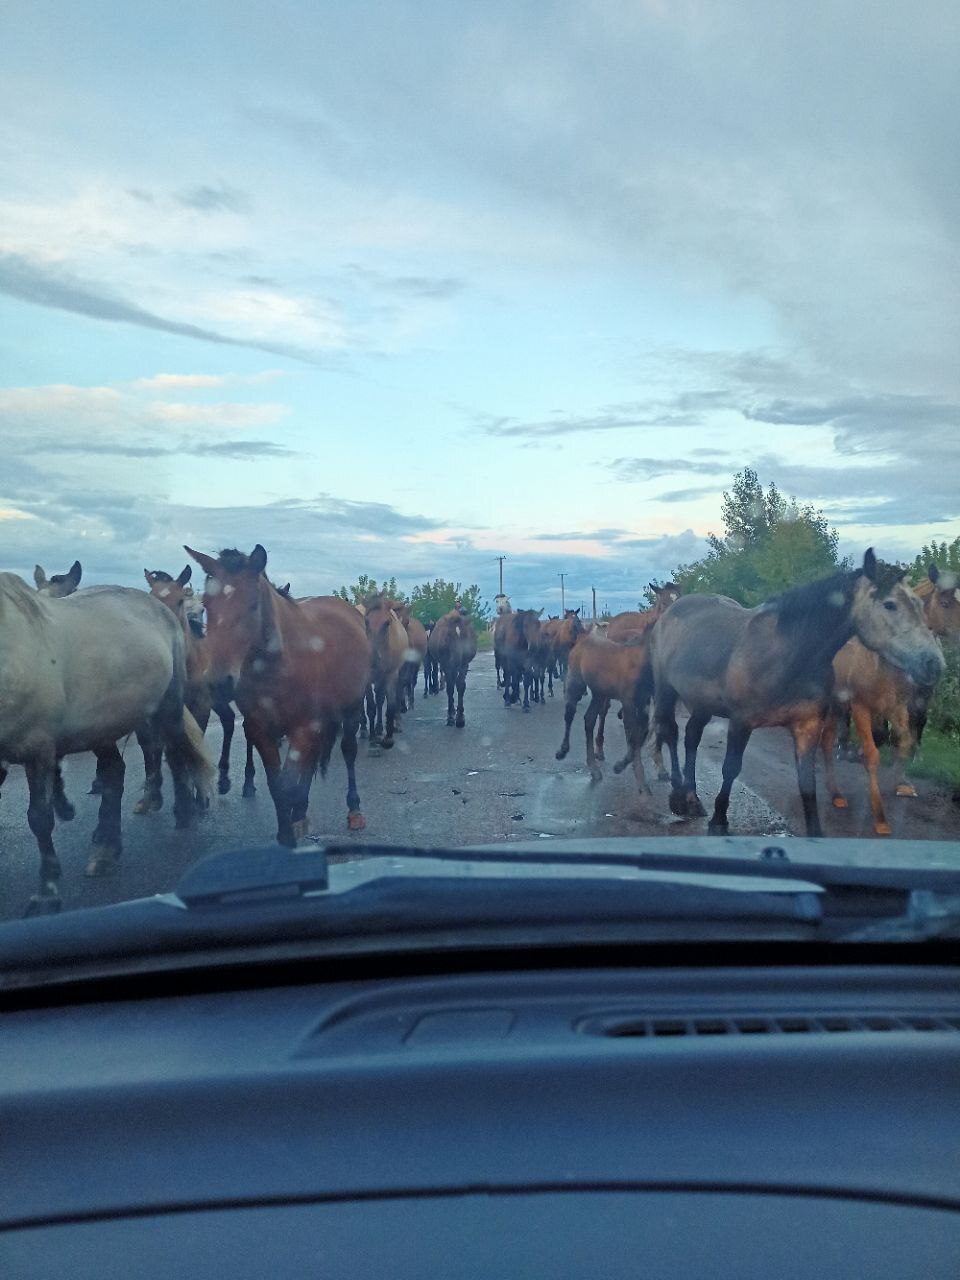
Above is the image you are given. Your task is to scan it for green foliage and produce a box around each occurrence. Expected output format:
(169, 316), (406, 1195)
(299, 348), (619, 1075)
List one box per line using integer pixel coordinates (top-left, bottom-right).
(672, 467), (845, 606)
(409, 579), (489, 628)
(907, 536), (960, 585)
(333, 574), (405, 606)
(926, 644), (960, 743)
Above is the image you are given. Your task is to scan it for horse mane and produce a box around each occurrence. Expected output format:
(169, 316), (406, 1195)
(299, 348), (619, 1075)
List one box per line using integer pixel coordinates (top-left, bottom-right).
(766, 570), (857, 630)
(147, 569), (174, 583)
(217, 547), (253, 574)
(0, 572), (44, 622)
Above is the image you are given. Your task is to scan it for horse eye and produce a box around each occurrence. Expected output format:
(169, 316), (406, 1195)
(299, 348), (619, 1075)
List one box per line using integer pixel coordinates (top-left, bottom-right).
(883, 601), (897, 612)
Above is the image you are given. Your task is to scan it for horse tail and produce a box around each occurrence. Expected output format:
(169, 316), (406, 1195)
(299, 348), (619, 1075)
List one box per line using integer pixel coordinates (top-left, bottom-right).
(180, 707), (216, 805)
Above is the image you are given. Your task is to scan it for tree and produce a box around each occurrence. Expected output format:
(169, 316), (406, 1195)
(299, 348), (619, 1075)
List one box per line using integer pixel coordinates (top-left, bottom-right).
(672, 468), (845, 606)
(908, 536), (960, 585)
(333, 574), (405, 606)
(409, 579), (489, 628)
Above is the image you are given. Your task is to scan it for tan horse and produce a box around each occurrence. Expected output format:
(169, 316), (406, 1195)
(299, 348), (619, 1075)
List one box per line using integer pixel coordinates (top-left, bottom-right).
(362, 593), (408, 751)
(914, 565), (960, 640)
(389, 602), (428, 711)
(555, 631), (654, 796)
(542, 608), (584, 694)
(187, 545), (370, 843)
(650, 551), (944, 837)
(430, 609), (478, 727)
(0, 574), (213, 913)
(143, 565), (259, 800)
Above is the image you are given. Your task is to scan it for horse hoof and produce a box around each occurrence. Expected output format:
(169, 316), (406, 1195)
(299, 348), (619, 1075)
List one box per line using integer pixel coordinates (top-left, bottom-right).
(657, 770), (670, 782)
(347, 811), (366, 831)
(589, 767), (603, 784)
(85, 847), (119, 877)
(242, 783), (256, 799)
(447, 717), (455, 727)
(381, 738), (395, 751)
(368, 745), (382, 759)
(292, 818), (309, 843)
(707, 821), (729, 836)
(875, 822), (892, 836)
(523, 706), (530, 714)
(133, 795), (162, 815)
(555, 748), (568, 761)
(455, 715), (465, 728)
(832, 795), (849, 809)
(218, 775), (231, 795)
(53, 800), (76, 823)
(612, 760), (626, 775)
(896, 784), (918, 798)
(669, 790), (687, 816)
(686, 794), (706, 817)
(26, 892), (62, 917)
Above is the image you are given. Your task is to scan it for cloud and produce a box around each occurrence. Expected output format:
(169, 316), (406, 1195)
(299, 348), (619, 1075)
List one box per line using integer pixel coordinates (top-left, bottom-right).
(0, 252), (326, 364)
(655, 485), (723, 504)
(531, 527), (629, 542)
(39, 438), (299, 461)
(481, 409), (701, 439)
(608, 456), (728, 482)
(131, 373), (228, 390)
(175, 183), (250, 214)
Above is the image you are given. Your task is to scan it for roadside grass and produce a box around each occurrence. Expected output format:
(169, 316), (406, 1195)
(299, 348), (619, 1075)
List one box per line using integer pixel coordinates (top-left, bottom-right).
(476, 629), (493, 652)
(905, 730), (960, 790)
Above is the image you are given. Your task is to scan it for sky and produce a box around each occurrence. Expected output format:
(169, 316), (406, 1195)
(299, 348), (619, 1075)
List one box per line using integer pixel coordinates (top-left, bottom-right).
(1, 0), (958, 612)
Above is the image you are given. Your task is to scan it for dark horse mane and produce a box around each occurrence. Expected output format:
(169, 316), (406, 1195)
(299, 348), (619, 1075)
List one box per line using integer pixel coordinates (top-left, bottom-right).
(218, 547), (252, 574)
(147, 569), (174, 582)
(765, 569), (858, 631)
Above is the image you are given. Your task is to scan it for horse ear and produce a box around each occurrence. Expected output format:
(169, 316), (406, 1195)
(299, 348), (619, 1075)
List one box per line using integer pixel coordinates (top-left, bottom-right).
(249, 544), (267, 575)
(862, 548), (877, 581)
(537, 607), (544, 617)
(184, 545), (222, 578)
(143, 569), (154, 585)
(176, 565), (192, 588)
(574, 607), (581, 615)
(33, 565), (47, 588)
(929, 563), (940, 585)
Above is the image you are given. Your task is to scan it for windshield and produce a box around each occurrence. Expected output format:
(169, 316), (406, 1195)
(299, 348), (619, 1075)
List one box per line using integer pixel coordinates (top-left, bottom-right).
(0, 0), (958, 928)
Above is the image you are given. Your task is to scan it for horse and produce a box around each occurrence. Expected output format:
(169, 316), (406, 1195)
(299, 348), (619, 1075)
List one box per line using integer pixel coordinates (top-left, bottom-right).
(649, 550), (945, 838)
(914, 564), (960, 640)
(390, 603), (428, 711)
(819, 636), (940, 834)
(186, 545), (370, 844)
(0, 574), (213, 913)
(496, 608), (543, 710)
(430, 609), (478, 727)
(555, 628), (655, 793)
(34, 561), (83, 598)
(144, 566), (257, 799)
(592, 585), (679, 769)
(543, 608), (585, 694)
(361, 593), (408, 752)
(423, 620), (441, 695)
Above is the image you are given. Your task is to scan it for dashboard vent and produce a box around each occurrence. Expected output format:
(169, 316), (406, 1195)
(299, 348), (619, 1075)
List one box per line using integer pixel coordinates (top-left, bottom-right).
(585, 1014), (960, 1038)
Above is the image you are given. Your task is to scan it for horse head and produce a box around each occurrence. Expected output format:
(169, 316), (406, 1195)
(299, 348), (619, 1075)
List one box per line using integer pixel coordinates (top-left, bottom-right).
(185, 543), (269, 688)
(851, 550), (945, 687)
(650, 582), (680, 615)
(918, 564), (960, 640)
(34, 561), (82, 598)
(144, 565), (193, 617)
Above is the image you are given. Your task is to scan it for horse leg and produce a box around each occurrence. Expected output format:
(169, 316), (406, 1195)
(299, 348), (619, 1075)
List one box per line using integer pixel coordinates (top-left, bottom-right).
(242, 722), (257, 797)
(214, 698), (235, 794)
(617, 700), (652, 797)
(655, 687), (686, 815)
(584, 693), (604, 783)
(248, 723), (293, 846)
(52, 758), (76, 822)
(547, 663), (554, 697)
(382, 680), (398, 749)
(820, 713), (848, 810)
(445, 664), (456, 726)
(366, 684), (380, 754)
(680, 711), (710, 817)
(849, 703), (888, 834)
(134, 725), (164, 814)
(455, 666), (467, 728)
(25, 754), (62, 915)
(286, 727), (325, 843)
(890, 701), (918, 798)
(521, 665), (531, 712)
(595, 697), (609, 762)
(707, 721), (752, 836)
(652, 729), (669, 782)
(555, 673), (586, 760)
(85, 743), (125, 876)
(791, 714), (825, 838)
(341, 701), (365, 830)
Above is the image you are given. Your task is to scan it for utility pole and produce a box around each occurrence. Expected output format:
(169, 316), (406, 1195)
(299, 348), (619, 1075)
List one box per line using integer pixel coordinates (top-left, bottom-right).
(591, 587), (597, 620)
(558, 572), (566, 612)
(495, 555), (506, 595)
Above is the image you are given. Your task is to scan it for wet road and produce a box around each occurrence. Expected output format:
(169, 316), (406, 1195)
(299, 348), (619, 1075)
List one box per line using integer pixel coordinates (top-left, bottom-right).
(1, 652), (958, 919)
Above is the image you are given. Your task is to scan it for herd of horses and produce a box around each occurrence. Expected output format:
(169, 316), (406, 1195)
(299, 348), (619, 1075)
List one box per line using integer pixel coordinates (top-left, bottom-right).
(0, 543), (956, 916)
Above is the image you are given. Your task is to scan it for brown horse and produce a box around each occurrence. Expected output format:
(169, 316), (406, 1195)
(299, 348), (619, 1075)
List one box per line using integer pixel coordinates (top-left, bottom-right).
(914, 564), (960, 640)
(430, 609), (477, 726)
(362, 593), (408, 751)
(592, 584), (679, 769)
(496, 608), (543, 710)
(34, 561), (82, 598)
(542, 608), (584, 694)
(555, 631), (654, 795)
(650, 551), (945, 838)
(143, 565), (259, 800)
(820, 639), (932, 834)
(390, 603), (428, 711)
(186, 545), (370, 843)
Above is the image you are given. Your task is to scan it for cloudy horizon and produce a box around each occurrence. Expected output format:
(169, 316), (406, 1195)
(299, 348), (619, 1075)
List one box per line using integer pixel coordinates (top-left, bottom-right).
(1, 0), (957, 610)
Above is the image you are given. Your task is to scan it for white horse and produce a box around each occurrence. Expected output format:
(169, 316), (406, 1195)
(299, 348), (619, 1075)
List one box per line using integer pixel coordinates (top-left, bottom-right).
(0, 574), (213, 914)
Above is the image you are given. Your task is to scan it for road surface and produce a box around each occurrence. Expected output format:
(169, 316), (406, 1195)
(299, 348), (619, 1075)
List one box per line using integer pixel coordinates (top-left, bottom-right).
(1, 652), (959, 919)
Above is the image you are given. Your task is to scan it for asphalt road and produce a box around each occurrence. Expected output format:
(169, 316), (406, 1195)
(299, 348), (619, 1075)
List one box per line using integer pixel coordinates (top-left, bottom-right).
(1, 651), (959, 919)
